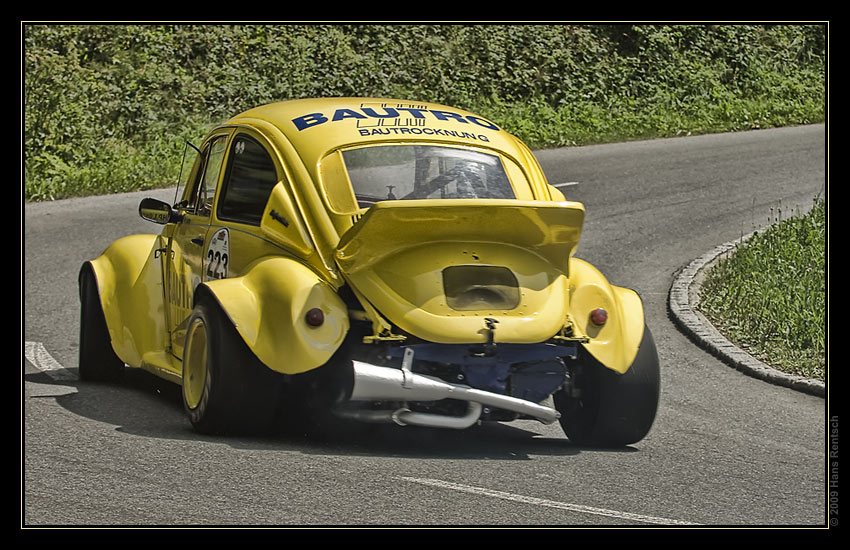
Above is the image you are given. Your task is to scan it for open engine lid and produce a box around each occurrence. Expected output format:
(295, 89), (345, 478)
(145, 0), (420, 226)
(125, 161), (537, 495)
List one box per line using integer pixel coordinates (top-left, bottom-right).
(335, 199), (585, 276)
(334, 200), (586, 344)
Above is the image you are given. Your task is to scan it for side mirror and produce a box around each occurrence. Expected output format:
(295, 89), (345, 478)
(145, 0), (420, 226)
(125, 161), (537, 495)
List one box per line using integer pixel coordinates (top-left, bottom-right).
(139, 198), (183, 224)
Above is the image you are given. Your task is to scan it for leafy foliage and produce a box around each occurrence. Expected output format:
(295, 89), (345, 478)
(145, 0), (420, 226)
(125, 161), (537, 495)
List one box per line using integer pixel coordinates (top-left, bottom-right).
(24, 24), (825, 200)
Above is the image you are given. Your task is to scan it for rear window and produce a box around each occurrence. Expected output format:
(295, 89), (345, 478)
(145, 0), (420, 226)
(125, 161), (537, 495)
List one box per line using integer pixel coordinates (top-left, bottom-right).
(341, 145), (517, 210)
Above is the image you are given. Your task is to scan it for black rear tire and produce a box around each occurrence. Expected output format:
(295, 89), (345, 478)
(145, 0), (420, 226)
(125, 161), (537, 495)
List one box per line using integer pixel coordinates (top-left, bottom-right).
(181, 297), (283, 435)
(78, 263), (125, 382)
(554, 326), (660, 447)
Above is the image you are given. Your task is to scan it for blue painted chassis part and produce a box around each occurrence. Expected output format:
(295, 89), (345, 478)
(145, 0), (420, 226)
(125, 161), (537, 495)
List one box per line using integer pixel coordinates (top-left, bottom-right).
(388, 343), (576, 404)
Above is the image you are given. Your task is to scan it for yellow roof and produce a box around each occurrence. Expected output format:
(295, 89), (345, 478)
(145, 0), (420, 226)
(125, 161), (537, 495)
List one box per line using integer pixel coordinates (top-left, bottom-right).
(228, 97), (525, 166)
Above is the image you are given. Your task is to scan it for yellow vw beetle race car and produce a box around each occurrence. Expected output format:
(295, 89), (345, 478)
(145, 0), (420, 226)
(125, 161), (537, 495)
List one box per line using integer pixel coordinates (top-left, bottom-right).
(79, 98), (659, 446)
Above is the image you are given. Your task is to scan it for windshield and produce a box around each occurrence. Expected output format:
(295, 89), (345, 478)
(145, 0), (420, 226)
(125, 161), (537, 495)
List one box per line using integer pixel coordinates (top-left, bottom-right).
(341, 145), (516, 209)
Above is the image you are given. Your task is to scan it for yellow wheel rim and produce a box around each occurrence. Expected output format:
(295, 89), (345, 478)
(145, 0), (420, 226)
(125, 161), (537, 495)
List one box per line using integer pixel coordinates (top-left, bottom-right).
(183, 317), (209, 410)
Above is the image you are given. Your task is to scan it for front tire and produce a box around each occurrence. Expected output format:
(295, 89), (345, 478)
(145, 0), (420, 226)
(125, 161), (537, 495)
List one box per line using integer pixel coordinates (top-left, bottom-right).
(554, 326), (660, 447)
(78, 263), (124, 382)
(181, 297), (282, 435)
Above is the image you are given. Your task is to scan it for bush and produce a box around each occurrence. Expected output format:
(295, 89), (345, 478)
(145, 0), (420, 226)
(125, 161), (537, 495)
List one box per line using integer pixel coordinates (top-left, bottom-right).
(24, 24), (825, 200)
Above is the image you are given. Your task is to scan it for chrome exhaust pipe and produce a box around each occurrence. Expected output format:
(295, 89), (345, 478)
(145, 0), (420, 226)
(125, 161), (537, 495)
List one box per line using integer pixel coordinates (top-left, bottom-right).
(335, 402), (484, 430)
(346, 360), (560, 426)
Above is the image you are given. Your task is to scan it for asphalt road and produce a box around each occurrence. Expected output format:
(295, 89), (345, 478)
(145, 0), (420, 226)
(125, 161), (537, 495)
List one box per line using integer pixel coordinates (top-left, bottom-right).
(23, 124), (827, 528)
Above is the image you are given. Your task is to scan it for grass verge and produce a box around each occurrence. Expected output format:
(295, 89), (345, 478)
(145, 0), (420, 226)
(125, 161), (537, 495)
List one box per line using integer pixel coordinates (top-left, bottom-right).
(698, 198), (826, 381)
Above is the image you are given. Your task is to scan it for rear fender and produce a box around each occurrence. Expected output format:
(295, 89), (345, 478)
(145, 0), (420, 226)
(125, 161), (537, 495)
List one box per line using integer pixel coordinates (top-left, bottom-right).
(568, 258), (645, 374)
(84, 234), (168, 367)
(198, 256), (349, 375)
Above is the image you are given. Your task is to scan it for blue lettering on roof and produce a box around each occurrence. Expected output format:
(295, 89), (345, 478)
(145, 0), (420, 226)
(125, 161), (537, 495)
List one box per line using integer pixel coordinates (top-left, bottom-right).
(291, 107), (500, 132)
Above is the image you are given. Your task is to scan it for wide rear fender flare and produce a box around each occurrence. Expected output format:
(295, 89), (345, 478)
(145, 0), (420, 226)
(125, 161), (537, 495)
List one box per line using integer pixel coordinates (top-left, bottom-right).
(196, 256), (350, 376)
(569, 258), (646, 374)
(83, 234), (168, 368)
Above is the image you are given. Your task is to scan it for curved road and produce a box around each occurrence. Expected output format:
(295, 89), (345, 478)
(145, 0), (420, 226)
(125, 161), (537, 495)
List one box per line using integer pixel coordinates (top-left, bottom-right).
(23, 124), (827, 527)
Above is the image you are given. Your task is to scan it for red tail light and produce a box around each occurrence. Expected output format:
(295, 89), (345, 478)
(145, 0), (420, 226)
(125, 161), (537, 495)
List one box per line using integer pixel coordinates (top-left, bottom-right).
(590, 308), (608, 326)
(305, 308), (325, 327)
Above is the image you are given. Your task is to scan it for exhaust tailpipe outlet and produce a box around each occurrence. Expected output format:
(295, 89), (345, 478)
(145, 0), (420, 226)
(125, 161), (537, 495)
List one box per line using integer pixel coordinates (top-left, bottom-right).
(335, 401), (484, 430)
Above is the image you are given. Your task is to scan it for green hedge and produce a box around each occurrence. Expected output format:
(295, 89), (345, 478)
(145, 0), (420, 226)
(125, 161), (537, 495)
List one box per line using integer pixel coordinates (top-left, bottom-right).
(24, 24), (826, 200)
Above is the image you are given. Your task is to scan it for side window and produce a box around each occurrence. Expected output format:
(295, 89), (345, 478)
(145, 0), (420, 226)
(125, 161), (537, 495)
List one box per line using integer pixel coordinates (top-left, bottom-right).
(218, 135), (280, 226)
(174, 142), (202, 209)
(177, 135), (228, 216)
(197, 137), (228, 216)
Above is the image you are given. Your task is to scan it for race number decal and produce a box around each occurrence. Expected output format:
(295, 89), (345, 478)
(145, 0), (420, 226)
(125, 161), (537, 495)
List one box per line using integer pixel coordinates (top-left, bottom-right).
(206, 228), (230, 280)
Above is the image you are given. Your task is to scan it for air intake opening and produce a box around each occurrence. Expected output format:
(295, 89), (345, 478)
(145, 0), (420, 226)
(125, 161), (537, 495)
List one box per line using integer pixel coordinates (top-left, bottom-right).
(443, 265), (520, 311)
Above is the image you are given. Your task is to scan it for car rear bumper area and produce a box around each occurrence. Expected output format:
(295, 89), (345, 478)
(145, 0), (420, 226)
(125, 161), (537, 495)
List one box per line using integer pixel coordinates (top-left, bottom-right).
(334, 360), (561, 430)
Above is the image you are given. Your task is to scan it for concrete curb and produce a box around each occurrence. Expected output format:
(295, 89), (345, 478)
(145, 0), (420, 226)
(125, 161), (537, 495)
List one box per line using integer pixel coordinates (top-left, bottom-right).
(667, 232), (825, 398)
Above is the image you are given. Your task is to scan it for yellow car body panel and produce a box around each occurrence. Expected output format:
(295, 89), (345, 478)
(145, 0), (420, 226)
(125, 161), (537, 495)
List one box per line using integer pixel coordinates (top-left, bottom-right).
(335, 199), (584, 344)
(199, 255), (349, 375)
(567, 258), (645, 374)
(86, 234), (170, 369)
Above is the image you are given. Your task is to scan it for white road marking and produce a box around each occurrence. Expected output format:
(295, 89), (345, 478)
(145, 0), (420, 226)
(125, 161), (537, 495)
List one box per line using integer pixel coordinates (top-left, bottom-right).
(553, 181), (579, 188)
(24, 341), (77, 381)
(400, 476), (700, 526)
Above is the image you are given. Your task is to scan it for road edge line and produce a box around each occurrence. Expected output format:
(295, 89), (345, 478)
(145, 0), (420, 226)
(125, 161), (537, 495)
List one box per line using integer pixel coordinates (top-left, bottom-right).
(401, 476), (701, 526)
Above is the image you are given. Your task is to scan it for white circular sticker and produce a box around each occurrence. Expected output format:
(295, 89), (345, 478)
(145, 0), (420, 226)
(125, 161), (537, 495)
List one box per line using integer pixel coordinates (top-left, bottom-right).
(206, 228), (230, 280)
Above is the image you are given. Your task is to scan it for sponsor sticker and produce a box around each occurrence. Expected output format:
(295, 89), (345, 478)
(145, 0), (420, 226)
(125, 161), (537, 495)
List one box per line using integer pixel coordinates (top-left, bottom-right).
(291, 104), (500, 143)
(206, 228), (230, 280)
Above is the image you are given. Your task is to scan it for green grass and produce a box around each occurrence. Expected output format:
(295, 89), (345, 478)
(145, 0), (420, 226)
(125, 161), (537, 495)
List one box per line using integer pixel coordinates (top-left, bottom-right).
(698, 198), (826, 381)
